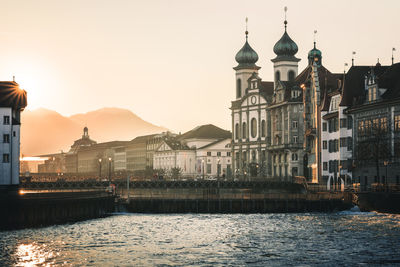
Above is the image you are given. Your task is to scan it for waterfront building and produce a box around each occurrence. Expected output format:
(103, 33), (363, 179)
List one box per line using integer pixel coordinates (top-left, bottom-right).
(297, 45), (343, 184)
(0, 81), (27, 186)
(346, 62), (400, 188)
(37, 152), (66, 173)
(65, 127), (97, 173)
(153, 135), (195, 177)
(230, 18), (305, 180)
(146, 132), (177, 169)
(125, 134), (157, 176)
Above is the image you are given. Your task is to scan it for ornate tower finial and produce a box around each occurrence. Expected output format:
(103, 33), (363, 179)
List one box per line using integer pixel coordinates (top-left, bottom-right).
(313, 30), (317, 48)
(245, 17), (248, 40)
(392, 47), (396, 65)
(284, 6), (288, 31)
(352, 51), (356, 66)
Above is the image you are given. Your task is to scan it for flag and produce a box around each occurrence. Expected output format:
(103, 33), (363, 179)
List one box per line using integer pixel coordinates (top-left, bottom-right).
(352, 51), (356, 55)
(314, 30), (317, 34)
(393, 48), (396, 51)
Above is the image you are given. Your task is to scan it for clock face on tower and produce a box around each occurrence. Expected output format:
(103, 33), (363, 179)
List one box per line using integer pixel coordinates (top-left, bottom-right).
(251, 96), (257, 105)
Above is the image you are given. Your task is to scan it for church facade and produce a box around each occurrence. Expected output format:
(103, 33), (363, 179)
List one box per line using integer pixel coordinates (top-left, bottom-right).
(230, 19), (305, 181)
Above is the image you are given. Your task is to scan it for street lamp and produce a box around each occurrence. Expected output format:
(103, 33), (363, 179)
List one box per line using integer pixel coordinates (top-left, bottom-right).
(202, 159), (205, 180)
(384, 160), (389, 187)
(98, 158), (102, 178)
(108, 157), (112, 185)
(217, 158), (220, 179)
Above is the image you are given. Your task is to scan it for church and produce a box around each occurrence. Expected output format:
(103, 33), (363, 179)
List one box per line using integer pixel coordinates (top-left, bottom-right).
(230, 14), (339, 182)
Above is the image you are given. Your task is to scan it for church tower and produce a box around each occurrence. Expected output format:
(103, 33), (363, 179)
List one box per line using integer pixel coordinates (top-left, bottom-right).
(271, 8), (300, 87)
(233, 20), (260, 99)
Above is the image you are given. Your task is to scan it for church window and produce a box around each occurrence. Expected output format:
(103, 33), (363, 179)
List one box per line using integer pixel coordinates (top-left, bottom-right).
(236, 79), (242, 98)
(288, 70), (295, 82)
(275, 71), (280, 83)
(235, 123), (239, 140)
(261, 120), (266, 137)
(372, 87), (377, 101)
(293, 135), (298, 143)
(292, 121), (298, 129)
(242, 122), (247, 139)
(251, 118), (257, 138)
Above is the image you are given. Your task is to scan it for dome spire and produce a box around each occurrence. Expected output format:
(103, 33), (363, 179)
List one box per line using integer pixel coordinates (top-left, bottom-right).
(234, 17), (259, 70)
(284, 6), (288, 31)
(271, 7), (300, 63)
(308, 30), (322, 66)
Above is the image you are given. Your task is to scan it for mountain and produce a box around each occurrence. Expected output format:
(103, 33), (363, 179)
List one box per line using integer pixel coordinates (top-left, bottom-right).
(21, 107), (167, 156)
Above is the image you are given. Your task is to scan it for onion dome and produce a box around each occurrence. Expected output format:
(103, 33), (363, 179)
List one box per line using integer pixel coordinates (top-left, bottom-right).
(308, 42), (322, 65)
(234, 31), (260, 70)
(271, 20), (300, 63)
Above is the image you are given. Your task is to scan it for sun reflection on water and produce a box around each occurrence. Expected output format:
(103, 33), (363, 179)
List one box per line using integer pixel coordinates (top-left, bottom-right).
(15, 243), (54, 267)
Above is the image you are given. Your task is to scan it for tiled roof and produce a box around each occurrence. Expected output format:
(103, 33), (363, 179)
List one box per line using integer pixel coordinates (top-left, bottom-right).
(340, 64), (389, 107)
(179, 124), (231, 140)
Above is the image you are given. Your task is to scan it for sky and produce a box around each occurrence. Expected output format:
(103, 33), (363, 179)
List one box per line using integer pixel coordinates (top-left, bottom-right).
(1, 0), (399, 133)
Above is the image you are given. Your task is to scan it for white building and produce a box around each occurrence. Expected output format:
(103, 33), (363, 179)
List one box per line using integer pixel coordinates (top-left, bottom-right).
(320, 81), (353, 190)
(0, 81), (27, 187)
(195, 138), (232, 178)
(153, 124), (232, 179)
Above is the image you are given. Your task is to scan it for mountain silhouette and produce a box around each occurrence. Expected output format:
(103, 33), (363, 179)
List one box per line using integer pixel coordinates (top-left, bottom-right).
(21, 107), (167, 156)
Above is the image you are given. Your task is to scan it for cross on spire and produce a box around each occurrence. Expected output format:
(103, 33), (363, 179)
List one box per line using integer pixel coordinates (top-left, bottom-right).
(245, 17), (248, 40)
(313, 30), (317, 48)
(284, 6), (288, 31)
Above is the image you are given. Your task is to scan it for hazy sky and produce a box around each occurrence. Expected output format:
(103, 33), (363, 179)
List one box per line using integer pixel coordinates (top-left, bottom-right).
(1, 0), (399, 133)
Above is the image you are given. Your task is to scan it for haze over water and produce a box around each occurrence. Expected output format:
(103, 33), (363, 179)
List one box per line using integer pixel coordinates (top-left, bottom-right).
(1, 211), (400, 266)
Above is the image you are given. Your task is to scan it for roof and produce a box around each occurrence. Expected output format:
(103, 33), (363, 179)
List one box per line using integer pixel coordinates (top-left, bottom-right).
(78, 141), (129, 152)
(380, 63), (400, 99)
(179, 124), (231, 140)
(198, 138), (230, 150)
(340, 64), (390, 107)
(130, 134), (158, 144)
(0, 81), (27, 110)
(163, 137), (190, 150)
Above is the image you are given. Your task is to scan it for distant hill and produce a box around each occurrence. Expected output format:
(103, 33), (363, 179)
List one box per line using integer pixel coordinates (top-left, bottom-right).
(21, 107), (167, 156)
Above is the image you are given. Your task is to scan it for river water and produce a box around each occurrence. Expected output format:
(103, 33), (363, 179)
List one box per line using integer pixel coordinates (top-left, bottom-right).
(1, 209), (400, 266)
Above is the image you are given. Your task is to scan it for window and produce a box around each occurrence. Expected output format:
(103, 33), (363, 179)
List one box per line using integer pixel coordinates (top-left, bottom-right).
(293, 135), (298, 143)
(323, 122), (327, 132)
(291, 153), (298, 161)
(261, 120), (266, 137)
(13, 131), (16, 137)
(347, 137), (353, 151)
(380, 117), (387, 132)
(235, 123), (240, 140)
(227, 152), (231, 157)
(323, 141), (327, 149)
(207, 164), (212, 174)
(217, 152), (221, 157)
(275, 71), (280, 82)
(242, 122), (247, 139)
(340, 137), (347, 147)
(347, 116), (353, 129)
(3, 134), (9, 143)
(207, 152), (211, 156)
(292, 121), (298, 129)
(3, 154), (9, 163)
(3, 116), (10, 125)
(288, 70), (295, 82)
(340, 118), (347, 128)
(251, 118), (257, 138)
(395, 115), (400, 132)
(236, 79), (242, 98)
(323, 162), (328, 171)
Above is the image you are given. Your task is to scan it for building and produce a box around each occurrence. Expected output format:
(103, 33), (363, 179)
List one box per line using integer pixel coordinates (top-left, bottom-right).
(37, 152), (66, 173)
(320, 68), (352, 189)
(346, 62), (400, 189)
(0, 81), (27, 187)
(146, 132), (177, 169)
(195, 138), (232, 178)
(153, 124), (232, 179)
(230, 18), (305, 180)
(126, 134), (157, 175)
(65, 127), (97, 173)
(153, 135), (195, 177)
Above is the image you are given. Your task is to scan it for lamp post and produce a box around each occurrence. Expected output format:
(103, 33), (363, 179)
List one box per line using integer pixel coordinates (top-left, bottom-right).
(98, 158), (102, 178)
(217, 158), (220, 179)
(108, 157), (112, 186)
(202, 159), (205, 180)
(384, 160), (389, 187)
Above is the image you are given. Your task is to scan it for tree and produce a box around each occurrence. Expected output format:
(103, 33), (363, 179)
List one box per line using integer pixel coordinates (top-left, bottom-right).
(170, 167), (182, 180)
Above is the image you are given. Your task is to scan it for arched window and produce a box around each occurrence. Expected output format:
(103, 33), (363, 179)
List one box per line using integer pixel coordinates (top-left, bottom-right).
(236, 79), (242, 98)
(235, 123), (239, 140)
(261, 120), (266, 137)
(242, 122), (247, 139)
(275, 71), (280, 82)
(251, 118), (257, 138)
(288, 70), (295, 82)
(251, 150), (256, 161)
